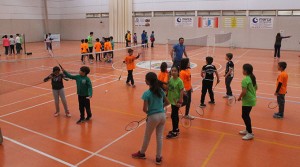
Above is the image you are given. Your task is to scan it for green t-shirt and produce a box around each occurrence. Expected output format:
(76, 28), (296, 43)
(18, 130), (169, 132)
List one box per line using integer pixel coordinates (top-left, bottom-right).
(142, 89), (165, 116)
(167, 77), (184, 105)
(63, 71), (93, 97)
(241, 76), (257, 106)
(87, 35), (93, 47)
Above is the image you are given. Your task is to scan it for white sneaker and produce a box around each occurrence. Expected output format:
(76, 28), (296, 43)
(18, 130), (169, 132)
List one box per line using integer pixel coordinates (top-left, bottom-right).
(185, 115), (195, 120)
(228, 96), (234, 99)
(223, 95), (229, 98)
(239, 130), (248, 135)
(242, 133), (254, 140)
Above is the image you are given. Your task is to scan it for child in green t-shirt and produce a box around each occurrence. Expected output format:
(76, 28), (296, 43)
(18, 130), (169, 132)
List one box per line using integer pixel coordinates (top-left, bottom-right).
(237, 64), (257, 140)
(166, 66), (184, 139)
(63, 66), (93, 124)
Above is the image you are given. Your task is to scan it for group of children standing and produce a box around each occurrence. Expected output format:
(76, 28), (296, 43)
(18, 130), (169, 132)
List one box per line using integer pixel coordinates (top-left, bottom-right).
(1, 34), (22, 56)
(132, 50), (289, 164)
(81, 32), (115, 64)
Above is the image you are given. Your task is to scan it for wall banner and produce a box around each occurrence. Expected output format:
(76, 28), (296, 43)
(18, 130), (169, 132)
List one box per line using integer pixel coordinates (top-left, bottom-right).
(134, 17), (151, 27)
(198, 17), (219, 28)
(175, 17), (194, 27)
(250, 17), (274, 29)
(223, 17), (245, 28)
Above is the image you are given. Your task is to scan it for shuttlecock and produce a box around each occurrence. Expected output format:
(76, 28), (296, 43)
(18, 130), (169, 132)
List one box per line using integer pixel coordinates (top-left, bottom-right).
(105, 90), (108, 93)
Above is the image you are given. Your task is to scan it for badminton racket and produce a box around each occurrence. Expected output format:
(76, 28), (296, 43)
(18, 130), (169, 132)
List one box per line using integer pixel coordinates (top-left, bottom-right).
(118, 62), (125, 80)
(125, 117), (147, 131)
(227, 96), (237, 106)
(268, 101), (278, 109)
(179, 109), (191, 128)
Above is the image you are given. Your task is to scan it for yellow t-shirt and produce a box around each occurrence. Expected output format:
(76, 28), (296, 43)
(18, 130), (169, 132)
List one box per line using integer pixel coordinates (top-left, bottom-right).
(127, 33), (131, 42)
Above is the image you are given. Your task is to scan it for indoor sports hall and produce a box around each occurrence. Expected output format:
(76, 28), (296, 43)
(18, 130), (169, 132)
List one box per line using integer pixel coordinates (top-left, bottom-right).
(0, 0), (300, 167)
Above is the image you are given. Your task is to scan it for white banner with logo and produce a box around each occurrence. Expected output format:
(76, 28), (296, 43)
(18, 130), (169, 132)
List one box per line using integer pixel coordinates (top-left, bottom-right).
(175, 17), (194, 27)
(134, 17), (151, 27)
(250, 17), (274, 29)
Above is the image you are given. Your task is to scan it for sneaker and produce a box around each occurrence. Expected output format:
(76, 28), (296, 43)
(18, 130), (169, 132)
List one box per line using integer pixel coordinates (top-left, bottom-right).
(208, 101), (215, 104)
(169, 129), (180, 134)
(239, 130), (248, 135)
(166, 131), (178, 139)
(200, 104), (206, 108)
(228, 96), (234, 99)
(242, 133), (254, 140)
(85, 117), (92, 121)
(132, 85), (136, 88)
(54, 112), (59, 117)
(156, 157), (162, 165)
(65, 113), (71, 117)
(126, 82), (131, 86)
(223, 95), (229, 98)
(273, 114), (283, 119)
(76, 119), (85, 124)
(184, 115), (195, 120)
(131, 151), (146, 159)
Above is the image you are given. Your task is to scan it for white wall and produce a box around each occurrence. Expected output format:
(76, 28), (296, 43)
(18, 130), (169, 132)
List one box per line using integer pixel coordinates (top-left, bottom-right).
(47, 0), (109, 19)
(133, 0), (300, 11)
(0, 0), (45, 19)
(133, 16), (300, 51)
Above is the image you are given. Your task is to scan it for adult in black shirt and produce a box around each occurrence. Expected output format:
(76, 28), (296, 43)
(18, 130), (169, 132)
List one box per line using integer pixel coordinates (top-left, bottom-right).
(274, 33), (291, 59)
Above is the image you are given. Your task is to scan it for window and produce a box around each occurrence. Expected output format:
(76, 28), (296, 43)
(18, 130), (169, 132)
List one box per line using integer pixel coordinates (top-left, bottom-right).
(197, 11), (220, 16)
(278, 11), (292, 16)
(249, 11), (262, 16)
(175, 11), (195, 16)
(86, 13), (100, 18)
(262, 11), (276, 16)
(133, 12), (151, 17)
(293, 11), (300, 16)
(154, 11), (173, 17)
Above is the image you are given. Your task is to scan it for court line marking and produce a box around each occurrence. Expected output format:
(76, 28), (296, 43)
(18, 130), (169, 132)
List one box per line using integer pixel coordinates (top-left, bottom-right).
(74, 128), (140, 167)
(0, 79), (118, 118)
(3, 136), (75, 167)
(201, 133), (225, 167)
(0, 78), (51, 91)
(0, 74), (120, 108)
(0, 66), (44, 75)
(0, 67), (47, 78)
(0, 67), (150, 118)
(191, 115), (300, 137)
(0, 119), (134, 167)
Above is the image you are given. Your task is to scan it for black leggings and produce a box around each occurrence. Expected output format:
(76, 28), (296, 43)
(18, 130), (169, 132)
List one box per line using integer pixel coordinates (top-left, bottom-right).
(274, 45), (281, 58)
(126, 70), (134, 85)
(10, 45), (15, 54)
(171, 105), (179, 132)
(242, 106), (253, 133)
(184, 90), (192, 115)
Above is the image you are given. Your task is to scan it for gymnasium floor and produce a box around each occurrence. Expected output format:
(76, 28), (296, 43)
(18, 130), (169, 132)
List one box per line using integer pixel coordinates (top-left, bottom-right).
(0, 41), (299, 167)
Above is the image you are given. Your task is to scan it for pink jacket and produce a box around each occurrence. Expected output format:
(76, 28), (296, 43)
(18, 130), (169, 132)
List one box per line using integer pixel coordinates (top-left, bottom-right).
(2, 38), (10, 47)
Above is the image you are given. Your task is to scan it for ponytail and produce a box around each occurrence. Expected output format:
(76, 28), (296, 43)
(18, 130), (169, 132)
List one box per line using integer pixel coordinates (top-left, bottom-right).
(146, 72), (162, 98)
(243, 64), (256, 87)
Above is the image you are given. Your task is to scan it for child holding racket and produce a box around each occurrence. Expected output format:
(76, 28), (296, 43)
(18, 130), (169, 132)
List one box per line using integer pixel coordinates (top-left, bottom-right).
(166, 66), (184, 139)
(200, 56), (220, 107)
(132, 72), (169, 165)
(273, 62), (288, 119)
(62, 66), (93, 124)
(180, 58), (194, 119)
(237, 64), (257, 140)
(44, 66), (71, 117)
(124, 48), (140, 87)
(223, 53), (234, 99)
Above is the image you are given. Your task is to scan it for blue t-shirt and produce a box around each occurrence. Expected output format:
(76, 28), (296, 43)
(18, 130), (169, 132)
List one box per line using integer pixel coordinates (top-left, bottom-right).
(142, 89), (165, 116)
(173, 43), (185, 61)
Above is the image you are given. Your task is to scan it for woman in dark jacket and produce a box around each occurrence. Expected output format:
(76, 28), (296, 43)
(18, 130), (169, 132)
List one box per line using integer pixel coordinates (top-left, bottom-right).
(274, 33), (291, 59)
